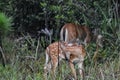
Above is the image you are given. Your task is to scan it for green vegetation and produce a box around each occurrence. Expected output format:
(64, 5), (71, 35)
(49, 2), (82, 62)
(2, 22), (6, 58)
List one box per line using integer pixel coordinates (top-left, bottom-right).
(0, 12), (12, 35)
(0, 12), (12, 67)
(0, 0), (119, 80)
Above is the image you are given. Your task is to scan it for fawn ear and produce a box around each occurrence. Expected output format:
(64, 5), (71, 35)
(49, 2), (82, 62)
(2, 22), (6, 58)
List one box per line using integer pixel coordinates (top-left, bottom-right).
(60, 42), (66, 51)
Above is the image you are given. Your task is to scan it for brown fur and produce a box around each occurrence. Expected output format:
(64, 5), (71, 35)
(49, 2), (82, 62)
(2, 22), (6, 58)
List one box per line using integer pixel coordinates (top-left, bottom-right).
(60, 23), (103, 63)
(60, 23), (91, 45)
(44, 41), (86, 80)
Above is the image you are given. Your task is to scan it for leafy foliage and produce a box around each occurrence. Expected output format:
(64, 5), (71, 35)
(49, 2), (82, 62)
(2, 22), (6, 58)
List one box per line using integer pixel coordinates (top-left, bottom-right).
(0, 12), (12, 35)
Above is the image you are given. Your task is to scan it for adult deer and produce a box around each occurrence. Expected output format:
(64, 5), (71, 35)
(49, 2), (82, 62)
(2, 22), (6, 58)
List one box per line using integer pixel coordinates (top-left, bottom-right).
(60, 23), (90, 45)
(60, 23), (103, 61)
(60, 23), (103, 47)
(44, 41), (86, 80)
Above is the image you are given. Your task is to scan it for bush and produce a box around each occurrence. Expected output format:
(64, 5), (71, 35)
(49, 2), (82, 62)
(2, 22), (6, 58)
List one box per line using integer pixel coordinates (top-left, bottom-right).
(0, 12), (12, 35)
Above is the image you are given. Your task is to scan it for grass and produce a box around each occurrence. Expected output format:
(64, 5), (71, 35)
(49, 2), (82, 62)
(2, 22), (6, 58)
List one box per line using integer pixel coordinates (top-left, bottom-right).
(0, 56), (120, 80)
(85, 58), (120, 80)
(0, 37), (119, 80)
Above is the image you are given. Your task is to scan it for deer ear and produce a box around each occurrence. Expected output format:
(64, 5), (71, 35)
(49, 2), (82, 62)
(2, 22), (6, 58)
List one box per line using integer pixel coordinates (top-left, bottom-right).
(60, 42), (66, 50)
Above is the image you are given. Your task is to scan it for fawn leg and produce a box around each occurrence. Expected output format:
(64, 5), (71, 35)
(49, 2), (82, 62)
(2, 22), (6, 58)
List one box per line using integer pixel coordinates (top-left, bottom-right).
(78, 61), (84, 80)
(51, 57), (58, 80)
(44, 62), (52, 80)
(69, 62), (77, 80)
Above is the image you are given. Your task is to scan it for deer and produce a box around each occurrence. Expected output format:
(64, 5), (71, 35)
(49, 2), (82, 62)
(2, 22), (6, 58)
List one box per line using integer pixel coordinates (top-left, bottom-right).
(60, 23), (103, 61)
(43, 41), (86, 80)
(60, 23), (91, 46)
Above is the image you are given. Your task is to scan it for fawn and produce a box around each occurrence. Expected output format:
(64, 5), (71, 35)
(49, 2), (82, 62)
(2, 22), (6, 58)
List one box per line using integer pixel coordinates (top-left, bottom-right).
(44, 41), (86, 80)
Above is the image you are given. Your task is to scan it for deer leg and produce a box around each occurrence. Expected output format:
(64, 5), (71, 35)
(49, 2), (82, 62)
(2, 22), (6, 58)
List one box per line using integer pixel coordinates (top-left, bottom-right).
(51, 57), (58, 80)
(69, 62), (77, 80)
(78, 61), (84, 80)
(44, 62), (52, 80)
(44, 50), (51, 80)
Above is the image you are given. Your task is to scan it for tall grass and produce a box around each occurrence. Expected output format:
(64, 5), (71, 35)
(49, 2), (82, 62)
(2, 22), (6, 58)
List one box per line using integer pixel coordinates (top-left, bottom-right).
(0, 36), (119, 80)
(0, 55), (120, 80)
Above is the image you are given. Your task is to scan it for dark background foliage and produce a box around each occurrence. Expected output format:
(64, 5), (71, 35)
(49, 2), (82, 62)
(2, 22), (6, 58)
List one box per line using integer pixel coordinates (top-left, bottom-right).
(0, 0), (119, 34)
(0, 0), (119, 65)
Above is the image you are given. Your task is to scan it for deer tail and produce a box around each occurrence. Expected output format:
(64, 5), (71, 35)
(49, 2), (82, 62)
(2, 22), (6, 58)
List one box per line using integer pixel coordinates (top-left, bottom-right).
(65, 28), (69, 42)
(60, 27), (69, 42)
